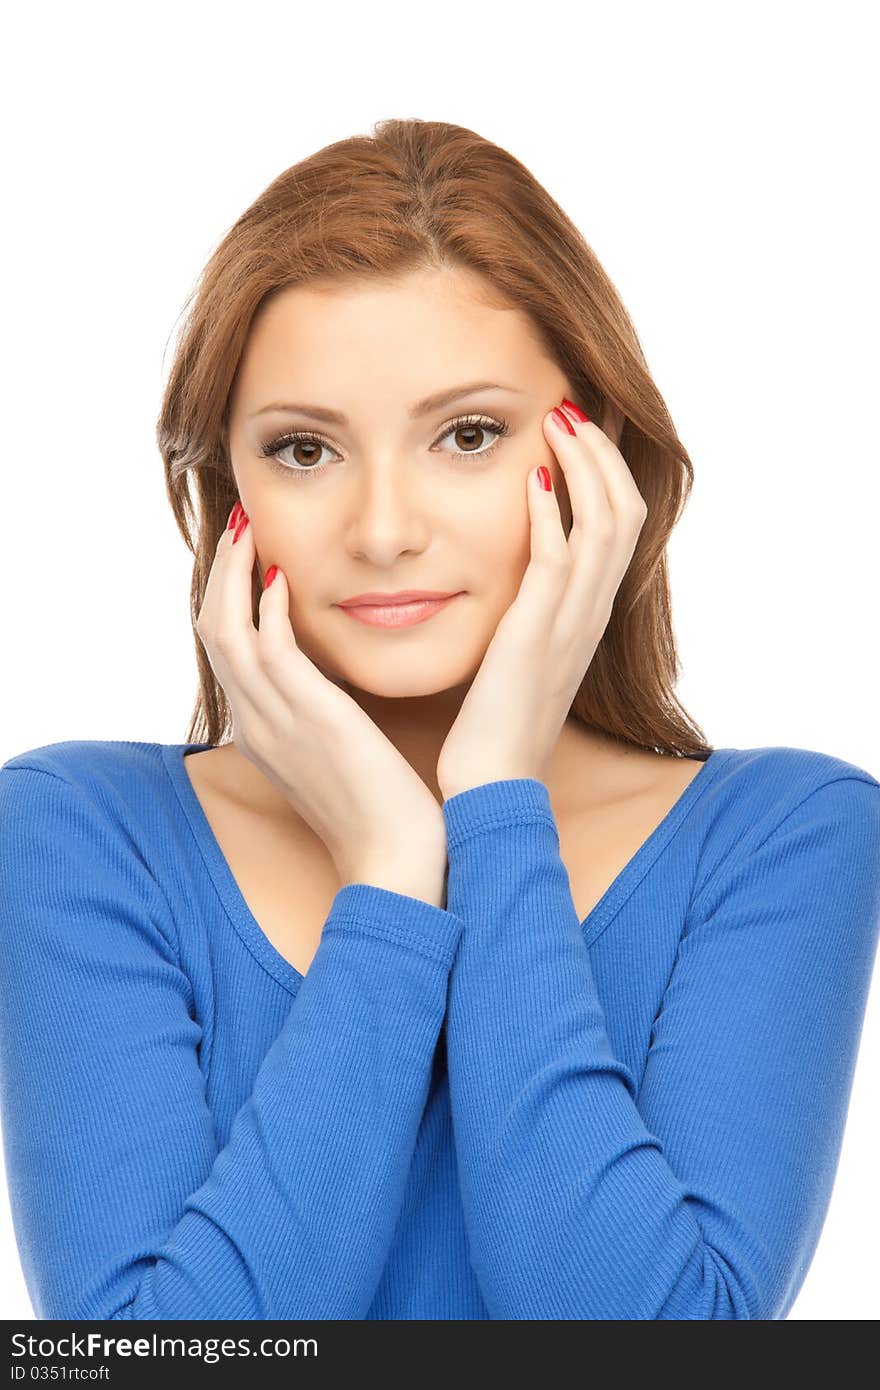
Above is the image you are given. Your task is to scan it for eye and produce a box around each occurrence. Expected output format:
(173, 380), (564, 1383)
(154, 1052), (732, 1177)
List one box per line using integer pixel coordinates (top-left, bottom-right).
(258, 430), (341, 479)
(433, 414), (511, 460)
(258, 412), (511, 480)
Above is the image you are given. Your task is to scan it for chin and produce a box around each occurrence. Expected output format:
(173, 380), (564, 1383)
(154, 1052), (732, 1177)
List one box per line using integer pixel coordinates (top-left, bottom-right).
(313, 645), (477, 698)
(338, 667), (473, 700)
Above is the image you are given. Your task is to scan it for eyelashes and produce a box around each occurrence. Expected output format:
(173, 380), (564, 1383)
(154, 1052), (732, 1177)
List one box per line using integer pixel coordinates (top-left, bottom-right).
(257, 413), (512, 481)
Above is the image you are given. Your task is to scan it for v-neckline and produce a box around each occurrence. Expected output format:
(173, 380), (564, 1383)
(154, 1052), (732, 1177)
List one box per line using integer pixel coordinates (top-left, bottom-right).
(161, 741), (734, 994)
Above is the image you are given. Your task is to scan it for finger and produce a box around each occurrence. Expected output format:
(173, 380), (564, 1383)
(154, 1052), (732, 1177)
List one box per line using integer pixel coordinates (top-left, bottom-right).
(255, 559), (300, 660)
(542, 411), (639, 634)
(258, 565), (355, 701)
(197, 504), (238, 639)
(200, 504), (251, 629)
(560, 408), (646, 517)
(220, 506), (263, 634)
(199, 505), (279, 715)
(542, 407), (613, 543)
(529, 462), (570, 557)
(508, 460), (572, 616)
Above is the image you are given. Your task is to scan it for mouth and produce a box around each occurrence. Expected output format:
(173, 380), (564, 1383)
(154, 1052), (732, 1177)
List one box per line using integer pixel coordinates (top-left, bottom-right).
(337, 590), (460, 607)
(335, 592), (464, 629)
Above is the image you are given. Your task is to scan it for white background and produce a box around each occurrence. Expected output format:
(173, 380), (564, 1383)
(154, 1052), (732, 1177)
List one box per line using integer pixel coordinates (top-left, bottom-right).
(1, 0), (877, 1320)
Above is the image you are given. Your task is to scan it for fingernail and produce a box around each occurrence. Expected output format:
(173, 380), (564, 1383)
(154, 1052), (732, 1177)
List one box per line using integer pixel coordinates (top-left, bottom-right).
(551, 406), (576, 435)
(227, 501), (242, 531)
(232, 512), (249, 543)
(537, 465), (552, 491)
(560, 398), (590, 423)
(264, 564), (278, 588)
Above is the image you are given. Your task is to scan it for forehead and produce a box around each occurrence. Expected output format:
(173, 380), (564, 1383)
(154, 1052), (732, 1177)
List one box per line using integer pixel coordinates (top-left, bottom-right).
(234, 265), (549, 402)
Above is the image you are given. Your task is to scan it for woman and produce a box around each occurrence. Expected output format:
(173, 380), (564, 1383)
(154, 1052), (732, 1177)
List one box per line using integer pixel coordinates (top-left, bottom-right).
(1, 118), (878, 1321)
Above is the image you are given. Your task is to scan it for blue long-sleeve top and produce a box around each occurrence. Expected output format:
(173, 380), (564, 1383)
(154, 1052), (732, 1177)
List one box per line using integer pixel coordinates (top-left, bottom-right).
(0, 738), (878, 1320)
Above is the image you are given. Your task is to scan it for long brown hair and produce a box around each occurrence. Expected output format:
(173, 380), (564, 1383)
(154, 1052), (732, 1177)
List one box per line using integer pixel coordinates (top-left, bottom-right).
(157, 118), (712, 758)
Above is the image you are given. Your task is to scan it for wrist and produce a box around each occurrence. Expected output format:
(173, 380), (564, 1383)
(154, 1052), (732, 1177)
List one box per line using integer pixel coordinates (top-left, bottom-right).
(342, 856), (448, 909)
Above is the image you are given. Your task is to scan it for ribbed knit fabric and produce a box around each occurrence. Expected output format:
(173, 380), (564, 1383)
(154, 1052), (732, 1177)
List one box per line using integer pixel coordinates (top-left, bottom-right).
(0, 739), (878, 1321)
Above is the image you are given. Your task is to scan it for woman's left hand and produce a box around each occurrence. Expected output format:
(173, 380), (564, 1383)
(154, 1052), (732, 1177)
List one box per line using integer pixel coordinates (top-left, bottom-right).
(436, 400), (648, 800)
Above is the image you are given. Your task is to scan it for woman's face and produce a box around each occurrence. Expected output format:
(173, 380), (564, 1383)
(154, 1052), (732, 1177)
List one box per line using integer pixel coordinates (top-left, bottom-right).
(226, 264), (577, 698)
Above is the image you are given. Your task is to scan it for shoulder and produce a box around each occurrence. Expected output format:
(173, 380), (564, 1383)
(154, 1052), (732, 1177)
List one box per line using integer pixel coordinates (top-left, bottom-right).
(1, 738), (174, 799)
(691, 743), (880, 917)
(707, 743), (880, 834)
(713, 741), (879, 789)
(0, 739), (187, 863)
(0, 743), (186, 968)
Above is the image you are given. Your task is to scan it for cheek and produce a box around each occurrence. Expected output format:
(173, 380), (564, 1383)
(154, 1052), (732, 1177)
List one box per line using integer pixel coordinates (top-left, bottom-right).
(479, 525), (531, 608)
(253, 517), (315, 582)
(465, 478), (534, 595)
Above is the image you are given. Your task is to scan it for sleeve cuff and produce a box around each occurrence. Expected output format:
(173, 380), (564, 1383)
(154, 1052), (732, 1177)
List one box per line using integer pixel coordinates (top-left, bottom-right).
(324, 882), (462, 969)
(443, 778), (558, 849)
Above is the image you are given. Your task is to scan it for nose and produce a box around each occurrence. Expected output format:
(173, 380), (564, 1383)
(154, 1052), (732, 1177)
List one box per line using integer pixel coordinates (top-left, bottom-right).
(345, 459), (430, 563)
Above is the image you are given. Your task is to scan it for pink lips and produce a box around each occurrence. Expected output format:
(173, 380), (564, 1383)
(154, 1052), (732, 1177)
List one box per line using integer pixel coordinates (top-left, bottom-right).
(337, 592), (463, 628)
(338, 589), (458, 606)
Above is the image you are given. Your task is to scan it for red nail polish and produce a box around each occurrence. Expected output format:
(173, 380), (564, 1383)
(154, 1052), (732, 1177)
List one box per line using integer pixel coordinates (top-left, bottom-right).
(551, 406), (576, 435)
(232, 513), (249, 543)
(264, 564), (278, 588)
(227, 501), (242, 531)
(537, 465), (552, 491)
(561, 398), (590, 423)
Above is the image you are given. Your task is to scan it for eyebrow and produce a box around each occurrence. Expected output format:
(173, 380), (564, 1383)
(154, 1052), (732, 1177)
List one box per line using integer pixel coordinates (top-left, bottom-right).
(247, 381), (523, 424)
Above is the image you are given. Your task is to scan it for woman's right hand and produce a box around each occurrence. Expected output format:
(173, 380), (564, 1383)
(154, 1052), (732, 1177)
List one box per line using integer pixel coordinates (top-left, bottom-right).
(195, 503), (448, 904)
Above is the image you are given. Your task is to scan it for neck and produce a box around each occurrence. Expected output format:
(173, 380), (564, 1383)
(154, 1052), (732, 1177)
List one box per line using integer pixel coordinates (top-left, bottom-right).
(219, 686), (627, 820)
(344, 679), (469, 804)
(338, 678), (620, 808)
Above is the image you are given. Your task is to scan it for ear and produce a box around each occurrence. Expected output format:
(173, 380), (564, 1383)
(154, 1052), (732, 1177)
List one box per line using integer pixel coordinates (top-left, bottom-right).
(600, 401), (626, 447)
